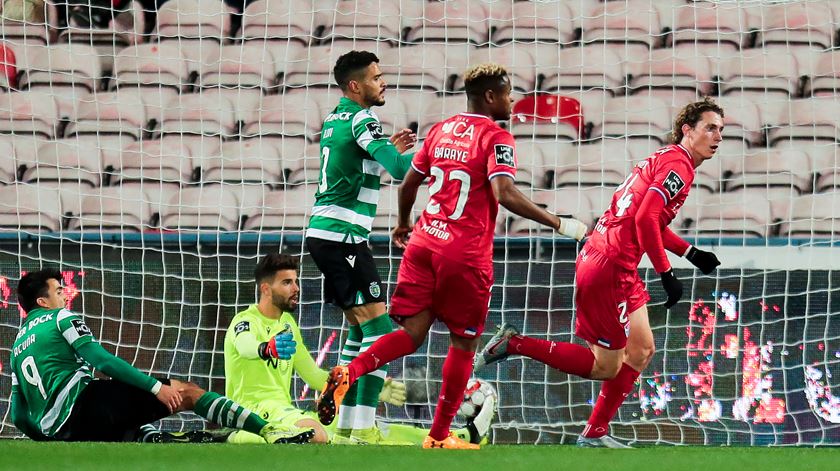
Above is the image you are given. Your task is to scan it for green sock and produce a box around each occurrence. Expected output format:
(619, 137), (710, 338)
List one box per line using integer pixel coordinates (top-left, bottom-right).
(194, 391), (267, 435)
(355, 315), (393, 429)
(336, 324), (362, 433)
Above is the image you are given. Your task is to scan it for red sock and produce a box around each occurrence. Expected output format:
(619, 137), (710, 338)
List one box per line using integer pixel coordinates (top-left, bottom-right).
(347, 330), (416, 384)
(429, 346), (475, 441)
(582, 363), (640, 438)
(508, 336), (594, 378)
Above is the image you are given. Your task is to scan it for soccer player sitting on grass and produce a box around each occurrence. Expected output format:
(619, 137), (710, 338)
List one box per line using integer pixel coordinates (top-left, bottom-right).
(474, 98), (725, 448)
(9, 268), (313, 444)
(220, 253), (494, 445)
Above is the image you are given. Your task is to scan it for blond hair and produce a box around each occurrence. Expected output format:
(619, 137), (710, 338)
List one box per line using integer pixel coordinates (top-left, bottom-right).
(464, 63), (508, 97)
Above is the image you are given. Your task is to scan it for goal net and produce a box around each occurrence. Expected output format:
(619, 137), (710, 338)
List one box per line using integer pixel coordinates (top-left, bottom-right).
(1, 0), (839, 446)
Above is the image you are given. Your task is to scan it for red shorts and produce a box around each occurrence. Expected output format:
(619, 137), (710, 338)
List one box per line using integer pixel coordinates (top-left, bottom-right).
(390, 243), (493, 338)
(574, 245), (650, 350)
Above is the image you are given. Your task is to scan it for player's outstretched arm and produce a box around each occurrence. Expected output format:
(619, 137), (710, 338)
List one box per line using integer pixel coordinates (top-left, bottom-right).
(75, 342), (162, 394)
(663, 228), (721, 275)
(372, 145), (414, 181)
(491, 175), (586, 240)
(393, 167), (425, 248)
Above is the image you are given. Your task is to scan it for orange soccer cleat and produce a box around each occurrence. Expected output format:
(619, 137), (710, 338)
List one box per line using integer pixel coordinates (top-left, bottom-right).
(316, 365), (350, 425)
(422, 433), (480, 450)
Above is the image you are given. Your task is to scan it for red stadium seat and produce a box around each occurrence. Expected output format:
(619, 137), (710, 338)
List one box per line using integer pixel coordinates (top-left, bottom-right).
(0, 43), (17, 90)
(511, 95), (582, 140)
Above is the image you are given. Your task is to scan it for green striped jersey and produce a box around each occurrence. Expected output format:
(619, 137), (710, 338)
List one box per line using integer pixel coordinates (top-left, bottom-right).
(10, 307), (94, 437)
(307, 97), (392, 243)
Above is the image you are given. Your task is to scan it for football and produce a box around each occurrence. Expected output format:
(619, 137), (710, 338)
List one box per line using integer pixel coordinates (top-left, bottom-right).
(457, 378), (498, 418)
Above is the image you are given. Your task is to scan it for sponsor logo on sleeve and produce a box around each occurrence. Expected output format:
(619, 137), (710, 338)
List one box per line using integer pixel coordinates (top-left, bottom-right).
(662, 170), (686, 199)
(71, 319), (91, 337)
(494, 144), (515, 167)
(234, 321), (250, 334)
(365, 121), (384, 139)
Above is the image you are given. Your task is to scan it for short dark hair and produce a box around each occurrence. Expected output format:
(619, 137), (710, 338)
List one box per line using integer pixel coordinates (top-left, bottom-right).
(254, 254), (299, 286)
(333, 50), (379, 91)
(17, 268), (62, 313)
(672, 97), (725, 144)
(464, 63), (509, 100)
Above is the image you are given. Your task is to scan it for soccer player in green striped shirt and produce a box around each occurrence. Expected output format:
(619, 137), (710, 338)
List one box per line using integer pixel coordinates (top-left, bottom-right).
(9, 268), (312, 444)
(305, 50), (417, 443)
(223, 254), (493, 445)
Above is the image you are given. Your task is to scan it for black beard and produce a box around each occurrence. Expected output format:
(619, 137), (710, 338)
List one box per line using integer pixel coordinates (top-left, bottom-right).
(272, 293), (296, 313)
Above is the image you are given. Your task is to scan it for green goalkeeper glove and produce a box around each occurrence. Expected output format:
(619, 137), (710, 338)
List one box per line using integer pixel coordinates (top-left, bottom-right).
(379, 378), (407, 406)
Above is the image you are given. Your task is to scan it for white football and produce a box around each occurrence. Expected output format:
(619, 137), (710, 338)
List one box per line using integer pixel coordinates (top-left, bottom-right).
(457, 378), (498, 418)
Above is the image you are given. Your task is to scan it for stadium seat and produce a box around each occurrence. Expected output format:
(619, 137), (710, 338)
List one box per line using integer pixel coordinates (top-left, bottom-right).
(580, 185), (616, 225)
(0, 137), (16, 184)
(808, 50), (840, 97)
(628, 49), (713, 105)
(64, 91), (146, 146)
(591, 96), (672, 144)
(19, 44), (102, 97)
(582, 0), (664, 57)
(59, 0), (145, 72)
(242, 89), (337, 141)
(242, 184), (316, 231)
(241, 0), (328, 44)
(393, 89), (438, 130)
(405, 0), (489, 45)
(461, 44), (538, 93)
(539, 45), (625, 95)
(670, 2), (746, 54)
(161, 184), (241, 231)
(692, 149), (729, 194)
(106, 139), (194, 186)
(158, 92), (236, 139)
(781, 192), (840, 237)
(369, 183), (398, 234)
(325, 0), (401, 44)
(719, 51), (799, 99)
(509, 139), (547, 188)
(156, 0), (233, 44)
(504, 188), (591, 235)
(714, 97), (763, 147)
(373, 93), (410, 135)
(767, 98), (840, 146)
(199, 43), (277, 92)
(417, 94), (468, 136)
(201, 140), (284, 186)
(0, 2), (59, 46)
(112, 43), (190, 92)
(510, 95), (582, 141)
(19, 139), (102, 188)
(0, 184), (63, 232)
(554, 140), (631, 189)
(284, 42), (387, 89)
(754, 2), (834, 52)
(285, 142), (321, 185)
(727, 148), (813, 194)
(694, 192), (773, 238)
(67, 186), (153, 232)
(0, 91), (59, 138)
(377, 46), (447, 91)
(490, 0), (576, 45)
(0, 42), (16, 91)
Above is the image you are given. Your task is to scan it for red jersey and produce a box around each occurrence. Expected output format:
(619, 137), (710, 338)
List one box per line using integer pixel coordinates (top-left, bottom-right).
(409, 113), (517, 269)
(588, 144), (695, 271)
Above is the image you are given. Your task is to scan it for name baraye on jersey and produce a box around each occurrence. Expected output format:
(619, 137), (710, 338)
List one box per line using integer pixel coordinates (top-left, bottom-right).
(433, 146), (469, 163)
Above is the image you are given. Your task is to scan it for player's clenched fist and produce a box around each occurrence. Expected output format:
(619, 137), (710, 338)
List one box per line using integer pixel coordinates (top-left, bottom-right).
(659, 269), (683, 309)
(557, 217), (587, 241)
(392, 224), (411, 249)
(259, 331), (297, 360)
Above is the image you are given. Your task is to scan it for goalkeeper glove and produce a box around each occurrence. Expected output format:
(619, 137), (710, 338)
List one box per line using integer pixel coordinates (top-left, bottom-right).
(379, 378), (407, 406)
(258, 325), (296, 360)
(685, 246), (720, 275)
(557, 217), (587, 241)
(660, 269), (683, 309)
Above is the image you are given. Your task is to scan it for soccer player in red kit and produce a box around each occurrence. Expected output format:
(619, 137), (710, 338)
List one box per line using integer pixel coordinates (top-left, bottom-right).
(316, 63), (588, 449)
(474, 98), (725, 448)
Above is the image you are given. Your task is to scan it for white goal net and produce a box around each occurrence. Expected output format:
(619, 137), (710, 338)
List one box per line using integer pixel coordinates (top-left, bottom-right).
(1, 0), (839, 446)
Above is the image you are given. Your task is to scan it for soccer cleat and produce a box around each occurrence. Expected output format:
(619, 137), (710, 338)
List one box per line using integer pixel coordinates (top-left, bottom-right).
(330, 434), (365, 445)
(466, 390), (496, 444)
(422, 433), (480, 450)
(317, 365), (350, 425)
(260, 423), (315, 444)
(576, 434), (633, 449)
(351, 426), (413, 446)
(474, 323), (520, 370)
(138, 425), (216, 443)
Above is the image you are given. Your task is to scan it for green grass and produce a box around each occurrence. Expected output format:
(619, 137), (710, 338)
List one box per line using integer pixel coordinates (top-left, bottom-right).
(2, 441), (840, 471)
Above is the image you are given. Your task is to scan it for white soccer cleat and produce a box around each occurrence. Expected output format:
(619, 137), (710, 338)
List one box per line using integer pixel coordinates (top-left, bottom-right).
(576, 434), (633, 449)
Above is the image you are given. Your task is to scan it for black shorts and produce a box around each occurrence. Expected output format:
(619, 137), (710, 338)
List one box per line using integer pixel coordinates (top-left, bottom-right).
(55, 379), (170, 442)
(305, 237), (385, 309)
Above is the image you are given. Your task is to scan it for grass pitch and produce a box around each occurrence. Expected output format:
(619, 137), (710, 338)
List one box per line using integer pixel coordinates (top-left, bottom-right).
(2, 441), (838, 471)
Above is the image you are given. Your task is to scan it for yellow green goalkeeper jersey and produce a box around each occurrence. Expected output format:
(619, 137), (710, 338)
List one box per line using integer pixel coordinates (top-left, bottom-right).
(223, 305), (328, 409)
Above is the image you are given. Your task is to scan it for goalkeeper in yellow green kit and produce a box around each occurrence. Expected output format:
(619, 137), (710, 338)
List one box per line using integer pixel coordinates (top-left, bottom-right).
(222, 253), (493, 445)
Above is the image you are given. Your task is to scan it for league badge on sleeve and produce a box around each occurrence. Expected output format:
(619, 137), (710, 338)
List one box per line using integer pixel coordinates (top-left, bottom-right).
(234, 321), (251, 334)
(365, 121), (385, 140)
(663, 170), (686, 199)
(494, 144), (515, 167)
(71, 319), (92, 337)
